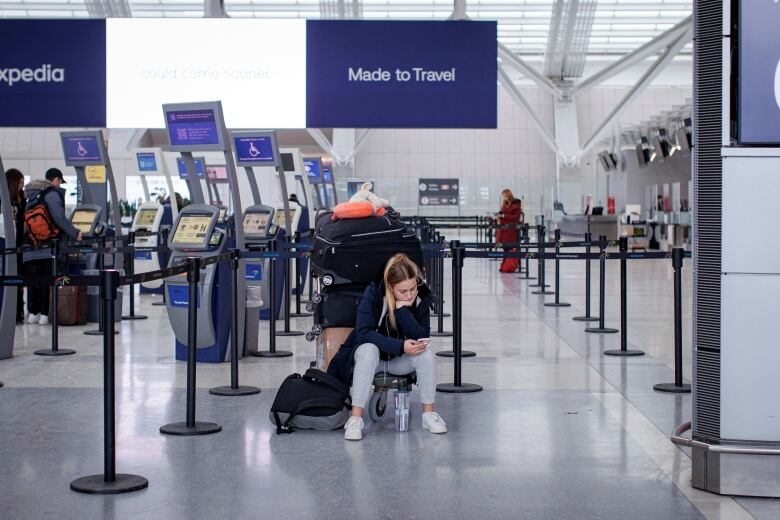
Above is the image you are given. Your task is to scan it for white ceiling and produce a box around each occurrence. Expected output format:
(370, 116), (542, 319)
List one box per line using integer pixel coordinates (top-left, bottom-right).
(1, 0), (692, 57)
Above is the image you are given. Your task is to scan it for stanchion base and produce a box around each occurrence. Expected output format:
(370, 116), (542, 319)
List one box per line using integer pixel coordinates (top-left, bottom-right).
(520, 276), (537, 281)
(528, 283), (550, 288)
(34, 348), (76, 357)
(70, 473), (148, 495)
(151, 302), (166, 307)
(532, 290), (556, 295)
(0, 381), (3, 388)
(209, 385), (261, 396)
(84, 329), (119, 336)
(290, 312), (313, 318)
(122, 315), (148, 320)
(436, 383), (483, 393)
(276, 330), (305, 337)
(585, 327), (619, 334)
(544, 302), (571, 307)
(436, 350), (476, 358)
(251, 350), (293, 358)
(653, 382), (691, 394)
(430, 312), (451, 318)
(603, 349), (645, 357)
(430, 331), (453, 337)
(159, 421), (222, 436)
(573, 316), (600, 322)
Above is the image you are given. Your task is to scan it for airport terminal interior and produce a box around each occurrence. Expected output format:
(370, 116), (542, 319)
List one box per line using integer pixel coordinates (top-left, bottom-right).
(1, 1), (779, 519)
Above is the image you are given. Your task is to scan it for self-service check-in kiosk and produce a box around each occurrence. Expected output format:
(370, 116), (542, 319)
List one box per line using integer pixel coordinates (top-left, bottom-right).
(163, 101), (247, 363)
(0, 153), (18, 360)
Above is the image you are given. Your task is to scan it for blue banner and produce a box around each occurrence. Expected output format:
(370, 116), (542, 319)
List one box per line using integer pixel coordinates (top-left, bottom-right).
(0, 19), (105, 127)
(306, 20), (497, 128)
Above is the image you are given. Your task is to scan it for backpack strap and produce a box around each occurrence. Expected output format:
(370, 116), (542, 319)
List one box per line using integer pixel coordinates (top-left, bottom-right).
(275, 397), (345, 435)
(302, 368), (350, 397)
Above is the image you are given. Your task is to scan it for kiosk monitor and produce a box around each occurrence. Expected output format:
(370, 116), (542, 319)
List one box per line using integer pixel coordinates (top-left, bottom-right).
(273, 208), (294, 230)
(135, 208), (158, 228)
(172, 213), (214, 246)
(71, 209), (99, 234)
(244, 212), (271, 236)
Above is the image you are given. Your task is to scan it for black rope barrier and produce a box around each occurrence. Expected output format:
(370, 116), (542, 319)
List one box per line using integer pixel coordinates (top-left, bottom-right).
(121, 231), (147, 321)
(277, 235), (305, 338)
(34, 240), (76, 357)
(251, 239), (292, 358)
(603, 237), (645, 357)
(653, 248), (691, 393)
(573, 233), (599, 323)
(585, 236), (619, 335)
(544, 229), (571, 308)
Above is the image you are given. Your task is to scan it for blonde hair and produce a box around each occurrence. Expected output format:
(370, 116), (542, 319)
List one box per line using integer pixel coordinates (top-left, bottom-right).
(502, 189), (514, 203)
(383, 254), (422, 331)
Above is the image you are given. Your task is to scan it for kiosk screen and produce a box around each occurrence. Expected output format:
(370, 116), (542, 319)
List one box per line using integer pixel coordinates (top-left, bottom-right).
(273, 210), (293, 229)
(218, 208), (226, 221)
(173, 215), (212, 245)
(243, 212), (270, 234)
(71, 210), (97, 233)
(136, 209), (158, 227)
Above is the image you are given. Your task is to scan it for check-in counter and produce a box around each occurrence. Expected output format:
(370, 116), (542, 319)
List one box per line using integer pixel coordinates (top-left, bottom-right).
(559, 215), (619, 240)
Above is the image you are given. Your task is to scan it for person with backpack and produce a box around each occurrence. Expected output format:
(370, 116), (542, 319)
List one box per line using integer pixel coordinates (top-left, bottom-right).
(328, 253), (447, 441)
(23, 168), (82, 325)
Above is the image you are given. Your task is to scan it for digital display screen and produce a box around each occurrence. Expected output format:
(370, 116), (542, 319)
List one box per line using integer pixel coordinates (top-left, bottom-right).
(135, 208), (158, 227)
(166, 109), (220, 147)
(136, 152), (157, 172)
(176, 157), (206, 179)
(243, 212), (270, 234)
(303, 158), (322, 183)
(273, 209), (294, 228)
(218, 207), (226, 220)
(281, 153), (295, 172)
(234, 136), (275, 166)
(62, 135), (103, 165)
(71, 210), (97, 233)
(207, 166), (228, 181)
(323, 165), (333, 183)
(172, 214), (212, 244)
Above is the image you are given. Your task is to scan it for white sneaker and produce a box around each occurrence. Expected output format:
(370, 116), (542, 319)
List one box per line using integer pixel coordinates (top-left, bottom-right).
(38, 315), (49, 326)
(344, 416), (364, 441)
(422, 412), (448, 434)
(26, 314), (40, 324)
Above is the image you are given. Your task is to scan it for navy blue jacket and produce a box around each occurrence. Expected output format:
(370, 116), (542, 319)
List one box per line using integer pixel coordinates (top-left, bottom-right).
(328, 280), (433, 385)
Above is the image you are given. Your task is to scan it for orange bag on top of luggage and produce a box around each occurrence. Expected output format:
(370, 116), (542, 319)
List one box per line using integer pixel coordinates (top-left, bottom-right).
(332, 201), (386, 220)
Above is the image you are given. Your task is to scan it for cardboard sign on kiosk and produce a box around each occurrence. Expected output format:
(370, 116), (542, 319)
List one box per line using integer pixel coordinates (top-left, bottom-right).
(163, 101), (247, 363)
(0, 152), (17, 360)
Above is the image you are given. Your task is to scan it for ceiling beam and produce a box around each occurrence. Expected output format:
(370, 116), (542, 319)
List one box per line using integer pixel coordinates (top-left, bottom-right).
(498, 43), (560, 97)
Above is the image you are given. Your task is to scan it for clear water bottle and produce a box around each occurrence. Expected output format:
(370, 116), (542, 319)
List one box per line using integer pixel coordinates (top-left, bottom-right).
(394, 381), (410, 432)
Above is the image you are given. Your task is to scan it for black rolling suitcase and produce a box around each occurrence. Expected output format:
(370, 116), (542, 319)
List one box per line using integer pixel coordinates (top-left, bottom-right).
(314, 284), (365, 328)
(312, 213), (423, 287)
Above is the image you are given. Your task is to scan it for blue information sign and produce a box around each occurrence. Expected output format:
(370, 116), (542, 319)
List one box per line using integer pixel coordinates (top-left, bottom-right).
(62, 134), (104, 165)
(166, 109), (220, 147)
(303, 159), (322, 184)
(234, 135), (276, 166)
(176, 157), (206, 179)
(136, 152), (157, 172)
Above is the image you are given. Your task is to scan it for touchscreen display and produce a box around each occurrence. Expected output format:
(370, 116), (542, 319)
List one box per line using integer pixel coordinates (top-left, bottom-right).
(243, 212), (270, 234)
(273, 209), (293, 228)
(135, 209), (157, 227)
(71, 210), (97, 233)
(172, 215), (212, 244)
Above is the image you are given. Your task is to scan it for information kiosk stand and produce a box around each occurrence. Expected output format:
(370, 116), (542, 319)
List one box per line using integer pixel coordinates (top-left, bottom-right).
(303, 157), (327, 210)
(0, 153), (17, 361)
(163, 101), (247, 363)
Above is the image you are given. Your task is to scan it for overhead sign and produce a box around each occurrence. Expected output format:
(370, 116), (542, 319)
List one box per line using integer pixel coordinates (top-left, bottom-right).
(419, 178), (459, 206)
(60, 132), (106, 167)
(233, 132), (279, 168)
(0, 19), (106, 127)
(165, 106), (222, 149)
(306, 21), (497, 128)
(303, 158), (322, 184)
(136, 152), (157, 172)
(739, 2), (780, 144)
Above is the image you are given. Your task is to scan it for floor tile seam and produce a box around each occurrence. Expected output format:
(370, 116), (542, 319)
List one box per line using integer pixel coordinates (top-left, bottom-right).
(591, 392), (754, 520)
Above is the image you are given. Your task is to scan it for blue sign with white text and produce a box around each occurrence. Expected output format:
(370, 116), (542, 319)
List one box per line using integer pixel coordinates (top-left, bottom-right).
(136, 152), (158, 172)
(62, 135), (103, 164)
(167, 109), (220, 147)
(168, 285), (200, 308)
(176, 157), (206, 179)
(0, 19), (106, 127)
(234, 136), (275, 165)
(739, 2), (780, 144)
(323, 165), (333, 183)
(306, 20), (497, 128)
(303, 159), (322, 183)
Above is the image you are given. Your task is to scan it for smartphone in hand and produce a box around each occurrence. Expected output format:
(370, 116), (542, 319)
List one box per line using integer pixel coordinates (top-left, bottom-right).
(418, 337), (431, 347)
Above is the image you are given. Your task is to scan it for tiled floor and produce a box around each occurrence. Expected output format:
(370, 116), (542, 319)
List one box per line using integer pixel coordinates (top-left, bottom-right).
(0, 254), (776, 519)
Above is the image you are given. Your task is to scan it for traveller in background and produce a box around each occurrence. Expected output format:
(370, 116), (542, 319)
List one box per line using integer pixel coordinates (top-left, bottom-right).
(23, 168), (82, 325)
(5, 169), (26, 322)
(328, 254), (446, 441)
(495, 189), (523, 250)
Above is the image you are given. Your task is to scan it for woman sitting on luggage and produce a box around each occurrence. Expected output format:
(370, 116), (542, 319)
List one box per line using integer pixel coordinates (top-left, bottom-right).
(328, 253), (447, 441)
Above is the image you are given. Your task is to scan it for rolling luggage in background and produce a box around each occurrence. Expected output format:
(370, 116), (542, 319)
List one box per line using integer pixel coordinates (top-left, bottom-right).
(312, 213), (422, 286)
(57, 286), (87, 325)
(314, 285), (365, 329)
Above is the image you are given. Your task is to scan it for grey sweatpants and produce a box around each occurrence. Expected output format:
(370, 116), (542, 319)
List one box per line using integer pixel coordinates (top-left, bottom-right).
(351, 342), (437, 409)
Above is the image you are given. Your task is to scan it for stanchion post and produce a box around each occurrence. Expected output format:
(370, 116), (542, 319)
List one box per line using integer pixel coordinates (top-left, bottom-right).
(210, 249), (260, 396)
(253, 239), (292, 358)
(35, 240), (76, 357)
(431, 235), (452, 338)
(574, 232), (599, 322)
(290, 231), (311, 318)
(277, 235), (304, 337)
(152, 228), (169, 306)
(544, 229), (571, 307)
(160, 258), (221, 435)
(654, 248), (691, 392)
(532, 225), (554, 294)
(437, 241), (481, 393)
(85, 235), (118, 336)
(71, 269), (148, 494)
(122, 231), (147, 320)
(604, 237), (644, 356)
(585, 235), (619, 334)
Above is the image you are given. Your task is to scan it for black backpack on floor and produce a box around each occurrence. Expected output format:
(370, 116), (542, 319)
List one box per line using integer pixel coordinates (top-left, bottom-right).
(269, 368), (351, 434)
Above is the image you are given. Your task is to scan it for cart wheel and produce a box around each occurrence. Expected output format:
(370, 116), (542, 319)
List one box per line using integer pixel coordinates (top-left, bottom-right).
(368, 391), (386, 422)
(312, 324), (323, 335)
(322, 275), (333, 287)
(312, 293), (322, 304)
(305, 332), (315, 342)
(306, 302), (315, 312)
